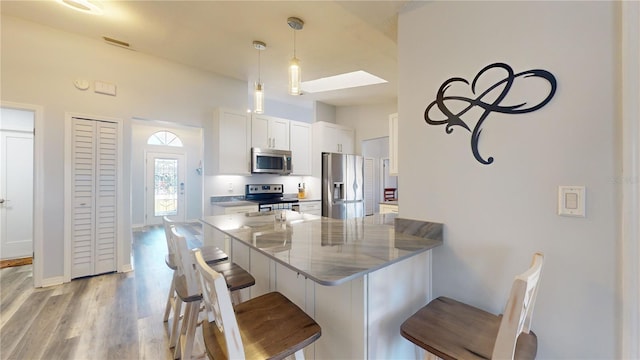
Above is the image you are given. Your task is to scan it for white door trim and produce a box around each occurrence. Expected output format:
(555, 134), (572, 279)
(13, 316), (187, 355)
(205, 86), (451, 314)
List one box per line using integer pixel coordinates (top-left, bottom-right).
(64, 112), (125, 282)
(1, 101), (43, 287)
(621, 1), (640, 358)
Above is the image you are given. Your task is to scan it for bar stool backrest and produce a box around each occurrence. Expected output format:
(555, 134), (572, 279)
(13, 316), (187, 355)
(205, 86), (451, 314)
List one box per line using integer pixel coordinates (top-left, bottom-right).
(163, 216), (177, 267)
(194, 249), (245, 359)
(171, 227), (201, 297)
(492, 252), (544, 359)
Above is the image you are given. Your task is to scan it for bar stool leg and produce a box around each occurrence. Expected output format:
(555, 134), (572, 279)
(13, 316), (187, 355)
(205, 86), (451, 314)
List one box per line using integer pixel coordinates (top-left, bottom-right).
(164, 276), (177, 322)
(177, 301), (201, 360)
(169, 297), (183, 349)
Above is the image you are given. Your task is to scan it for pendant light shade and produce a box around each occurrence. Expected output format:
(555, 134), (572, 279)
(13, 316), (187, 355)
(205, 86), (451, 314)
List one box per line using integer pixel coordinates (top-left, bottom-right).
(254, 82), (264, 114)
(287, 17), (304, 96)
(253, 40), (266, 114)
(288, 57), (301, 96)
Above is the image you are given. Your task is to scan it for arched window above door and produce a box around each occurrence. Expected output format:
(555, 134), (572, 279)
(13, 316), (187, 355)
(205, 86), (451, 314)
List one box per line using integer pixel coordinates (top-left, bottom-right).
(147, 131), (183, 147)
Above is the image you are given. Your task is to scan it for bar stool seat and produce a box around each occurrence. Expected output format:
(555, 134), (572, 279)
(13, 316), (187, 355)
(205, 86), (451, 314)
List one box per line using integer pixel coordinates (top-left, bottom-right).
(162, 219), (229, 352)
(165, 245), (228, 271)
(400, 253), (544, 360)
(170, 228), (256, 360)
(194, 249), (321, 360)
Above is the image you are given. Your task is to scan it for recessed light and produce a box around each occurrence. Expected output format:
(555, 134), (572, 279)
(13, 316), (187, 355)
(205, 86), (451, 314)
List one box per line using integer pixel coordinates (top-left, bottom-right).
(56, 0), (104, 15)
(301, 70), (387, 93)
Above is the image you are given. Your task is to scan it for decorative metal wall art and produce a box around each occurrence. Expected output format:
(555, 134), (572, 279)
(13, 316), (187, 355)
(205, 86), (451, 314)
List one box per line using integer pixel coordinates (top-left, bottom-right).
(424, 62), (557, 165)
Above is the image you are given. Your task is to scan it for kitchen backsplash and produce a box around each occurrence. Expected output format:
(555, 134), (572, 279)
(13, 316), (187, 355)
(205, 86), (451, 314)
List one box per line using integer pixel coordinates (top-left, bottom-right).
(205, 174), (320, 199)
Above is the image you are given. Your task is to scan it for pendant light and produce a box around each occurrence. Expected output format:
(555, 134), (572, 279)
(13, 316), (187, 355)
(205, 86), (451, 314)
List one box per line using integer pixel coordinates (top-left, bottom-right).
(287, 17), (304, 96)
(253, 40), (266, 114)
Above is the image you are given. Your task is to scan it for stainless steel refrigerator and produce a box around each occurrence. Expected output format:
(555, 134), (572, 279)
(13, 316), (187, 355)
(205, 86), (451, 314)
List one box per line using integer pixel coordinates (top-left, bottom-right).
(322, 152), (364, 219)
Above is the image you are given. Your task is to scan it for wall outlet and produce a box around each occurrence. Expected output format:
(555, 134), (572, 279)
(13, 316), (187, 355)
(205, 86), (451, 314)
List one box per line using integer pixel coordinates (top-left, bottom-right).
(228, 183), (233, 192)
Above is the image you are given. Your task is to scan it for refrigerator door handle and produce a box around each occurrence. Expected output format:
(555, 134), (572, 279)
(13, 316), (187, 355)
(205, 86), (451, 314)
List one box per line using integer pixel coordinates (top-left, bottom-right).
(333, 182), (345, 201)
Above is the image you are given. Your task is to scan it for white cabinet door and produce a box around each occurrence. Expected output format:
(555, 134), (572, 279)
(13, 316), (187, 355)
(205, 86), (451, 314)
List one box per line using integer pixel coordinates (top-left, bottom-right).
(204, 108), (250, 175)
(379, 204), (398, 214)
(298, 200), (321, 215)
(389, 113), (398, 176)
(70, 118), (118, 278)
(251, 114), (290, 150)
(251, 115), (270, 149)
(270, 117), (290, 150)
(290, 121), (312, 175)
(313, 121), (355, 154)
(312, 121), (356, 177)
(335, 126), (355, 154)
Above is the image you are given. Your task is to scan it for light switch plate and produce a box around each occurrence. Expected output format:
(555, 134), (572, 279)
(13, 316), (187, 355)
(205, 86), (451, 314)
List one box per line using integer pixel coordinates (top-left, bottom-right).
(558, 186), (585, 217)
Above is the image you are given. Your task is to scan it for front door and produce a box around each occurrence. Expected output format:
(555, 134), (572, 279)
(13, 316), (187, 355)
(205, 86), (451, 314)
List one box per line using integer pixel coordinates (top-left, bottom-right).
(0, 108), (34, 259)
(146, 152), (186, 225)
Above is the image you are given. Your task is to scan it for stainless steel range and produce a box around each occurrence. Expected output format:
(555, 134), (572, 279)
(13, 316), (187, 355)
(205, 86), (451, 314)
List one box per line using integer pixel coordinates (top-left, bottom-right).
(245, 184), (299, 212)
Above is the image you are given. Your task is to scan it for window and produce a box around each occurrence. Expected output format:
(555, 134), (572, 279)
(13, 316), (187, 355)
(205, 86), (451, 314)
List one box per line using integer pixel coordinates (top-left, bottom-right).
(147, 131), (183, 147)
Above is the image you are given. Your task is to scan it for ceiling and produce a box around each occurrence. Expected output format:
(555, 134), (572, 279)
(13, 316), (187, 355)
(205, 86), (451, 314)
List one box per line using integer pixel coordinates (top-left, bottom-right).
(1, 0), (413, 108)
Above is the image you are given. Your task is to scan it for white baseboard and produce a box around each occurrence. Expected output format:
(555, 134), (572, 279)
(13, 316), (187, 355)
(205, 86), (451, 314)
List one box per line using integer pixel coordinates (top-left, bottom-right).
(120, 263), (134, 272)
(40, 276), (65, 288)
(131, 223), (145, 230)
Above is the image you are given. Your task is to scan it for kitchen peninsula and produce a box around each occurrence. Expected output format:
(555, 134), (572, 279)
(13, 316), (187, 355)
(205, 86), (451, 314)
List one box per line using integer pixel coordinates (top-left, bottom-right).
(201, 211), (443, 358)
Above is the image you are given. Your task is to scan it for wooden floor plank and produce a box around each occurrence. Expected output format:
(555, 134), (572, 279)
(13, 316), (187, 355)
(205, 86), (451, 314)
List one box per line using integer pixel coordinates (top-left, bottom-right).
(9, 292), (73, 359)
(0, 288), (52, 357)
(0, 224), (196, 360)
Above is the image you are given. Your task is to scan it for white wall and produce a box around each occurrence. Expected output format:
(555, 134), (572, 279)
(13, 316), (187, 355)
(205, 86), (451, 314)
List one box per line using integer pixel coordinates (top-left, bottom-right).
(336, 101), (396, 154)
(130, 120), (203, 225)
(399, 2), (619, 358)
(1, 15), (248, 280)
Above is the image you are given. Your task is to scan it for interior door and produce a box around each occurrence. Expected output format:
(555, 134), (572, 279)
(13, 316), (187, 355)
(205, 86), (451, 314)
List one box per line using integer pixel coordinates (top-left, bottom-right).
(0, 127), (34, 259)
(146, 152), (186, 225)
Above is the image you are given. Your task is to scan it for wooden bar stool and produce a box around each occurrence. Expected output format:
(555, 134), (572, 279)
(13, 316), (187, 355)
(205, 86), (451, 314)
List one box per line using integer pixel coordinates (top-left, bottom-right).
(400, 252), (544, 360)
(171, 227), (256, 360)
(162, 216), (228, 349)
(193, 248), (322, 360)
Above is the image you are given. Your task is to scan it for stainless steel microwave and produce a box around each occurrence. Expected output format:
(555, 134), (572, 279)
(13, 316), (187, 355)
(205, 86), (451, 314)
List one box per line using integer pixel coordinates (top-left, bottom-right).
(251, 148), (292, 175)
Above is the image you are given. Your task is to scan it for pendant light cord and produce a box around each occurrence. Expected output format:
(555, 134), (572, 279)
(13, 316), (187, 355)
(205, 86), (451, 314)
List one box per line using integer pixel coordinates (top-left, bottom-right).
(293, 29), (297, 58)
(258, 48), (261, 83)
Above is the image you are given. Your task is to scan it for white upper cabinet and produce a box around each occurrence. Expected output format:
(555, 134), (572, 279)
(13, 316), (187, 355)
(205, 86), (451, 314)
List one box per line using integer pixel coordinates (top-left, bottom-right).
(289, 121), (312, 175)
(311, 121), (355, 177)
(312, 121), (355, 154)
(204, 108), (251, 175)
(251, 114), (290, 150)
(389, 113), (398, 176)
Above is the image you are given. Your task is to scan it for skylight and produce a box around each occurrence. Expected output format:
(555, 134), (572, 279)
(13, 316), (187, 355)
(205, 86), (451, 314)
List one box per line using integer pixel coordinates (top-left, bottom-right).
(301, 70), (387, 94)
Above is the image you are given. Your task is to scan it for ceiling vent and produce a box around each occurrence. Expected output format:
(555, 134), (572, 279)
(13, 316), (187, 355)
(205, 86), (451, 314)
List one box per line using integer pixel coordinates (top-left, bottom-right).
(102, 36), (133, 50)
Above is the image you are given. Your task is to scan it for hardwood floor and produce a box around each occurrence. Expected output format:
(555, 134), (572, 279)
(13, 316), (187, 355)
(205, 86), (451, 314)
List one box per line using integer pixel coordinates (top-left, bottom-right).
(0, 222), (206, 360)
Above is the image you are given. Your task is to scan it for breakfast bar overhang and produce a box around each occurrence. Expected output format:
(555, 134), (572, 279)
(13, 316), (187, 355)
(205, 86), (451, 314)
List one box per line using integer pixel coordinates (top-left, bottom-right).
(201, 211), (443, 359)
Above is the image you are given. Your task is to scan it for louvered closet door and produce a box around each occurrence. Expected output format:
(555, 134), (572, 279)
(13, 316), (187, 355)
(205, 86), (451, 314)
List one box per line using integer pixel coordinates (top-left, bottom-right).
(71, 118), (117, 278)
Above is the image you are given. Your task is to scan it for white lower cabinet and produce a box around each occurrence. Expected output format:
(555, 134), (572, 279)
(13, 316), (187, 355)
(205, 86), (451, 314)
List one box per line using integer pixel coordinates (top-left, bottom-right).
(379, 203), (398, 214)
(205, 204), (259, 262)
(297, 200), (321, 216)
(203, 227), (432, 359)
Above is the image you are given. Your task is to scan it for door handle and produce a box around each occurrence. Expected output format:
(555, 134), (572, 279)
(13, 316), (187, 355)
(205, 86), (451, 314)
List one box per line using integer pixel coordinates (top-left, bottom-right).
(0, 198), (7, 204)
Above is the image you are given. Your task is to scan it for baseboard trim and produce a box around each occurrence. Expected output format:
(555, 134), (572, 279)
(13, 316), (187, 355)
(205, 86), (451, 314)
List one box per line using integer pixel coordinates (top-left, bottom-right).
(40, 276), (65, 288)
(0, 257), (32, 269)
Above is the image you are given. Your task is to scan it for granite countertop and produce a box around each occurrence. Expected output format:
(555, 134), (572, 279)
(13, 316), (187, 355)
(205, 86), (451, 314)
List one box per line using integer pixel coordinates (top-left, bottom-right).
(200, 211), (442, 286)
(297, 198), (321, 202)
(211, 200), (257, 207)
